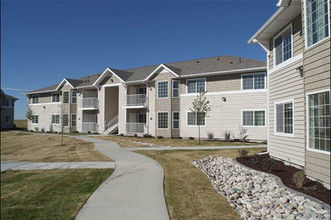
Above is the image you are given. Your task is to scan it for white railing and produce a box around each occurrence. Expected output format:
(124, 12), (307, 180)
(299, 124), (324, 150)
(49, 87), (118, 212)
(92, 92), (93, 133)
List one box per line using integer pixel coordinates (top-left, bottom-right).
(105, 115), (119, 131)
(82, 122), (98, 133)
(82, 97), (98, 109)
(126, 94), (147, 107)
(126, 123), (146, 134)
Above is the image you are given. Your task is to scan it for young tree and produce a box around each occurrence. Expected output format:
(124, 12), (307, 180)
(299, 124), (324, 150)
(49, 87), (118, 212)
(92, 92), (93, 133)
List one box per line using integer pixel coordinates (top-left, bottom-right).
(26, 106), (34, 120)
(189, 91), (211, 144)
(59, 104), (65, 146)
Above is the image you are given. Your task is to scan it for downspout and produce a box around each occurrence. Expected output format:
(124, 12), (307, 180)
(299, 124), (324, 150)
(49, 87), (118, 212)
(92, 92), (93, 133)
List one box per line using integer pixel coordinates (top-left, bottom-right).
(253, 39), (271, 155)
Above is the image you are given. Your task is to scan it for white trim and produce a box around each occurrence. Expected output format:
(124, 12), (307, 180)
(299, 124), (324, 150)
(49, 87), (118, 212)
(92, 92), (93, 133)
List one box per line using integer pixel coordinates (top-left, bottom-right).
(24, 90), (57, 95)
(172, 111), (180, 129)
(241, 109), (266, 128)
(31, 94), (40, 104)
(29, 102), (61, 106)
(157, 80), (169, 99)
(102, 83), (121, 88)
(51, 114), (60, 124)
(55, 78), (75, 91)
(157, 111), (169, 130)
(31, 115), (39, 124)
(269, 53), (303, 74)
(71, 113), (77, 127)
(273, 23), (293, 68)
(304, 0), (331, 50)
(62, 91), (70, 103)
(51, 92), (60, 103)
(71, 90), (77, 104)
(185, 110), (207, 127)
(172, 80), (180, 98)
(180, 89), (267, 97)
(179, 67), (266, 78)
(145, 64), (179, 81)
(76, 85), (97, 89)
(274, 99), (295, 137)
(241, 72), (266, 90)
(93, 68), (125, 86)
(186, 78), (206, 94)
(63, 114), (69, 127)
(306, 89), (330, 155)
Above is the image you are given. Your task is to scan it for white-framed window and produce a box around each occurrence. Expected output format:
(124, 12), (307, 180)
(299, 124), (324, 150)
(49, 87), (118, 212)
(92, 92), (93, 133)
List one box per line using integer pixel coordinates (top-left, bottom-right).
(187, 112), (206, 126)
(51, 115), (60, 124)
(52, 93), (60, 102)
(172, 80), (179, 98)
(275, 100), (294, 136)
(157, 81), (168, 98)
(63, 114), (69, 127)
(242, 110), (266, 127)
(273, 24), (292, 66)
(307, 90), (330, 153)
(187, 78), (206, 93)
(242, 73), (266, 90)
(63, 92), (69, 103)
(173, 112), (180, 129)
(71, 90), (77, 104)
(305, 0), (330, 48)
(71, 114), (77, 127)
(32, 96), (39, 104)
(31, 115), (38, 124)
(5, 115), (12, 123)
(158, 112), (168, 129)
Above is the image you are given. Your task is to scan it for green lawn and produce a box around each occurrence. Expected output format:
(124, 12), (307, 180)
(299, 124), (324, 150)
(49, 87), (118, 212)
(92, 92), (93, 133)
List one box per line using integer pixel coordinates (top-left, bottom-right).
(1, 169), (113, 220)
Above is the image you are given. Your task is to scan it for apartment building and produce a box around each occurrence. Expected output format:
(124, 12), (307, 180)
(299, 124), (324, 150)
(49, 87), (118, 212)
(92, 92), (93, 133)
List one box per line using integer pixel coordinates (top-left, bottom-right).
(1, 89), (18, 130)
(26, 55), (268, 141)
(249, 0), (330, 188)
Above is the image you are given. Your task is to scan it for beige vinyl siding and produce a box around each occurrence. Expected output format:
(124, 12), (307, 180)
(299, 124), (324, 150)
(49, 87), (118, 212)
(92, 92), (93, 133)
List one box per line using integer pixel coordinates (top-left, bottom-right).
(101, 74), (122, 85)
(269, 57), (305, 166)
(29, 93), (52, 104)
(302, 1), (331, 185)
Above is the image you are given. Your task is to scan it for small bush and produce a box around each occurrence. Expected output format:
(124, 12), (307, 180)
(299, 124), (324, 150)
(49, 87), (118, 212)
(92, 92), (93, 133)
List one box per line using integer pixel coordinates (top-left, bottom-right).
(41, 128), (45, 133)
(189, 136), (194, 140)
(157, 136), (164, 139)
(88, 131), (91, 134)
(134, 134), (138, 137)
(238, 149), (249, 157)
(72, 131), (79, 133)
(261, 158), (275, 171)
(293, 170), (305, 188)
(35, 127), (39, 132)
(119, 133), (124, 136)
(143, 134), (153, 138)
(224, 130), (231, 142)
(207, 132), (214, 140)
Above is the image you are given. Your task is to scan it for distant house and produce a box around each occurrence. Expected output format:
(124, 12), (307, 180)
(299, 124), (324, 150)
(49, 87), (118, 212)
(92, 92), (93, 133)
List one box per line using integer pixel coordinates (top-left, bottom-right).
(249, 0), (330, 188)
(1, 89), (18, 129)
(24, 55), (268, 141)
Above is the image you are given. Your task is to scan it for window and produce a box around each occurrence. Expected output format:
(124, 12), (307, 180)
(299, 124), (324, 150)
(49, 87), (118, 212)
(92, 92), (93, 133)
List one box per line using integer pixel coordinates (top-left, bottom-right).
(63, 114), (69, 126)
(32, 96), (39, 104)
(275, 101), (293, 135)
(173, 112), (180, 129)
(187, 112), (206, 126)
(52, 93), (60, 102)
(71, 90), (77, 104)
(63, 92), (69, 103)
(242, 74), (265, 90)
(158, 81), (168, 98)
(308, 90), (330, 152)
(138, 88), (147, 94)
(242, 110), (265, 126)
(306, 0), (329, 47)
(158, 112), (168, 129)
(52, 115), (60, 124)
(32, 115), (38, 124)
(187, 79), (206, 93)
(71, 114), (77, 127)
(274, 27), (292, 65)
(5, 115), (12, 123)
(172, 80), (180, 98)
(138, 113), (146, 123)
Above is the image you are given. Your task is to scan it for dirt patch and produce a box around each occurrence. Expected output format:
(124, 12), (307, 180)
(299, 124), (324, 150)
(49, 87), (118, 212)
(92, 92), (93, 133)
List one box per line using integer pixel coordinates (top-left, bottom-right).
(237, 154), (330, 205)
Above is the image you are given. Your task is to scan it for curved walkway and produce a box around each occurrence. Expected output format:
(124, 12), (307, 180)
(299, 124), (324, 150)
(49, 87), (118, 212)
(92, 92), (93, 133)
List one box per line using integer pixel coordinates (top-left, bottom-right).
(74, 136), (170, 220)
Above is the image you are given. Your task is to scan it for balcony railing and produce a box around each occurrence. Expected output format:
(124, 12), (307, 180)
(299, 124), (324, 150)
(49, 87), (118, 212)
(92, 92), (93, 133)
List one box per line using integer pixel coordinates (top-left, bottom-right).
(82, 122), (98, 133)
(125, 94), (147, 107)
(126, 123), (146, 134)
(82, 97), (98, 109)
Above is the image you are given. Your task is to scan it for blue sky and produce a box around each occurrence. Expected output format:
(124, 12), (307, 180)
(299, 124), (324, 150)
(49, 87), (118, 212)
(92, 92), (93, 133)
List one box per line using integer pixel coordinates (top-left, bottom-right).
(1, 0), (277, 119)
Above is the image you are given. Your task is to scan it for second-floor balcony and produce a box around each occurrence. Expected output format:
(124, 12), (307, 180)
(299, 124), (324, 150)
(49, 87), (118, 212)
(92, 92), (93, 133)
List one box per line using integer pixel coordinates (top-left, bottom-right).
(81, 97), (99, 110)
(125, 94), (148, 108)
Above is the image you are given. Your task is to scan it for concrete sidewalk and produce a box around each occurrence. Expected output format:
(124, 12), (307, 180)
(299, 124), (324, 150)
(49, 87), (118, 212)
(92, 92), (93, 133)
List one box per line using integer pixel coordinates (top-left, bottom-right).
(73, 136), (170, 220)
(128, 145), (266, 151)
(1, 161), (115, 172)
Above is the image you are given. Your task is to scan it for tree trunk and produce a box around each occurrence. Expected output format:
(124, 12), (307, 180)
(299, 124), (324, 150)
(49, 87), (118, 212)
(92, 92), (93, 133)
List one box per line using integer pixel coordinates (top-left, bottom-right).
(198, 124), (201, 145)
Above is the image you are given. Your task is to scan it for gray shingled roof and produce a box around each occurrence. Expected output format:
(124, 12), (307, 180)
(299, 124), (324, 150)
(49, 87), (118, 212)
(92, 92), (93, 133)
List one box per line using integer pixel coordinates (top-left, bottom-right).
(26, 55), (266, 94)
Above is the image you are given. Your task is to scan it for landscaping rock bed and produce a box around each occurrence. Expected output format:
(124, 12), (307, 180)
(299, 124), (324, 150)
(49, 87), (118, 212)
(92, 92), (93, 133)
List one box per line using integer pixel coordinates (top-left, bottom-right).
(125, 139), (170, 148)
(193, 156), (330, 220)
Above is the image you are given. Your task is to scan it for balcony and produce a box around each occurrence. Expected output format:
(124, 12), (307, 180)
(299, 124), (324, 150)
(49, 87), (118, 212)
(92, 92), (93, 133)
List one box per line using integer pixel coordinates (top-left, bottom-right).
(81, 97), (98, 110)
(126, 123), (146, 134)
(125, 94), (148, 108)
(82, 122), (98, 133)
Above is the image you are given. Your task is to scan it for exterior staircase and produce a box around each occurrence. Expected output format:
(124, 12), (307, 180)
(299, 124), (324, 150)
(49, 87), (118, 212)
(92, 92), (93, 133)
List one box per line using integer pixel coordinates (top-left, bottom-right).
(103, 115), (119, 135)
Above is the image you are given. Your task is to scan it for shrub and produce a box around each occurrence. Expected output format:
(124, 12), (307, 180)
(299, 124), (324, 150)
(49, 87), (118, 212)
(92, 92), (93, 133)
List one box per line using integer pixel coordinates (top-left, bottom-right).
(189, 136), (194, 140)
(251, 154), (263, 165)
(157, 136), (164, 139)
(73, 131), (79, 133)
(119, 133), (124, 136)
(238, 149), (249, 157)
(232, 127), (248, 142)
(261, 158), (275, 171)
(293, 170), (305, 188)
(143, 134), (153, 138)
(88, 131), (91, 134)
(224, 130), (231, 142)
(207, 132), (214, 140)
(35, 127), (39, 132)
(134, 134), (138, 137)
(41, 128), (45, 133)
